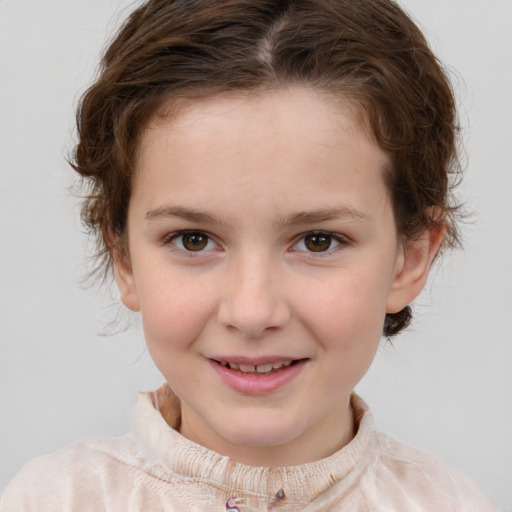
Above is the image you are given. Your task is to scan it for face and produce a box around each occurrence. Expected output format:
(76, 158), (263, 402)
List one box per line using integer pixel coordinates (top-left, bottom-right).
(116, 87), (437, 466)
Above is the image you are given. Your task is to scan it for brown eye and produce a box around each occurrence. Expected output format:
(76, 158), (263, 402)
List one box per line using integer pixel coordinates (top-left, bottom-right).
(303, 233), (332, 252)
(174, 231), (212, 251)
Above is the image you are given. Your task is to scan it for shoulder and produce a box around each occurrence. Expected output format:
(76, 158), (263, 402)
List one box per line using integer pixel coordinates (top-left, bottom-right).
(359, 432), (498, 511)
(0, 435), (140, 512)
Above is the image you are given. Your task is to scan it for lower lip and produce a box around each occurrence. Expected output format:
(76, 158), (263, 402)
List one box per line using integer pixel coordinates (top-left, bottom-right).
(209, 359), (307, 396)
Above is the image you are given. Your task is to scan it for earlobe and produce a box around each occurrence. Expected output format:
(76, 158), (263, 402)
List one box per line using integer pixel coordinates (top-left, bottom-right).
(386, 221), (446, 314)
(113, 250), (141, 312)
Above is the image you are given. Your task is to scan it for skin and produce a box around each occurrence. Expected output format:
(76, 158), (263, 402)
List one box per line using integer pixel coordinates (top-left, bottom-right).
(115, 87), (444, 467)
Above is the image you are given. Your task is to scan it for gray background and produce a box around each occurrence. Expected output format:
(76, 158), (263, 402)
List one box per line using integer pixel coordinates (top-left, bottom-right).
(1, 0), (511, 509)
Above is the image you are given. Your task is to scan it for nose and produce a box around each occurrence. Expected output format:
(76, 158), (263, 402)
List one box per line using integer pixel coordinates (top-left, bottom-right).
(217, 254), (291, 338)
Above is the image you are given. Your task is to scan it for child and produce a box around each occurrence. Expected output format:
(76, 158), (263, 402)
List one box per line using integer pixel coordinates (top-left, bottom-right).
(0, 0), (500, 510)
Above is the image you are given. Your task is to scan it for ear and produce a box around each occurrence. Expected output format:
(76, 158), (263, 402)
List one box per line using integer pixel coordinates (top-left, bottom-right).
(386, 220), (446, 314)
(113, 248), (141, 312)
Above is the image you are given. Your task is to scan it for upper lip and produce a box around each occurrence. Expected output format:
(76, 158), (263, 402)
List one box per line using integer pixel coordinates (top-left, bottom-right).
(209, 355), (303, 366)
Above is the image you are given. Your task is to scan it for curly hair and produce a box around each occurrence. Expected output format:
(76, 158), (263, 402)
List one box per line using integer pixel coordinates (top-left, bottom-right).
(72, 0), (461, 337)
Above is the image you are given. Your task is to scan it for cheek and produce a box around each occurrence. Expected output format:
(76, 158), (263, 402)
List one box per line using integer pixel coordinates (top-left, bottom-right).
(298, 268), (389, 344)
(305, 282), (385, 392)
(136, 272), (216, 351)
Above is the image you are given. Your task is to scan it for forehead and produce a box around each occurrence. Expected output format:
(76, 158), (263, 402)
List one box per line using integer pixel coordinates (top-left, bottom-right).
(133, 87), (391, 220)
(148, 87), (375, 148)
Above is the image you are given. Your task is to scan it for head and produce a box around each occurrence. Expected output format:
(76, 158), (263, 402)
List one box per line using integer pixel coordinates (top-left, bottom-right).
(73, 0), (460, 337)
(72, 0), (461, 465)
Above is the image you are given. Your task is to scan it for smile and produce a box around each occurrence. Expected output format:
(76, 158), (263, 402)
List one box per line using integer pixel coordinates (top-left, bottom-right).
(209, 358), (307, 395)
(218, 360), (293, 374)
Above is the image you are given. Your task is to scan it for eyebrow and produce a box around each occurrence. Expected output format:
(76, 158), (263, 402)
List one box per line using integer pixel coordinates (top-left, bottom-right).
(145, 206), (223, 225)
(275, 206), (371, 228)
(146, 205), (370, 227)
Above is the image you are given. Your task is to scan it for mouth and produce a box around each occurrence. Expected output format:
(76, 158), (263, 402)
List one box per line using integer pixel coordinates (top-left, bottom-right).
(215, 359), (297, 375)
(209, 357), (307, 395)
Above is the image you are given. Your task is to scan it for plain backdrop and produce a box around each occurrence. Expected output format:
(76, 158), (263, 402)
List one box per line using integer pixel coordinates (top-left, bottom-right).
(0, 0), (511, 509)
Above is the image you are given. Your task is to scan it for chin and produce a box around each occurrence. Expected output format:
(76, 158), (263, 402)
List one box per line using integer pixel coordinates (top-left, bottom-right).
(216, 416), (302, 451)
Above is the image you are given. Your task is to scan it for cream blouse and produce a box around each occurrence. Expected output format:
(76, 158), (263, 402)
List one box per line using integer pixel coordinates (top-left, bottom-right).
(0, 384), (498, 511)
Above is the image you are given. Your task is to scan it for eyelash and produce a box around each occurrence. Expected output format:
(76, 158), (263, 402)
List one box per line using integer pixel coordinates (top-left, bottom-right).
(163, 230), (219, 256)
(163, 230), (350, 256)
(291, 231), (349, 255)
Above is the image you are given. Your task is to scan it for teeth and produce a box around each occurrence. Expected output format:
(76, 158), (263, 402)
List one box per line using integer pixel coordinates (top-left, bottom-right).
(220, 360), (294, 373)
(255, 363), (273, 373)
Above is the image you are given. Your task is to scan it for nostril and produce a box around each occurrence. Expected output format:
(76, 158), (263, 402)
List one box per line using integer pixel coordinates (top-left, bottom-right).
(217, 299), (291, 338)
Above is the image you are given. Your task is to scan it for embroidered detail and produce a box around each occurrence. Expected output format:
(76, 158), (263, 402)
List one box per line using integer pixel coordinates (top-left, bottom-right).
(225, 489), (285, 511)
(267, 488), (286, 510)
(225, 496), (244, 511)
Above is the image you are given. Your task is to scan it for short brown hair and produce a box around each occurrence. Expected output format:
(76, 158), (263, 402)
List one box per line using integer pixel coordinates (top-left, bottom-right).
(72, 0), (461, 337)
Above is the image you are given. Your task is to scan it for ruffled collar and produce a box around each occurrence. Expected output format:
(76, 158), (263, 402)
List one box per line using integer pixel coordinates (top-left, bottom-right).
(131, 384), (376, 510)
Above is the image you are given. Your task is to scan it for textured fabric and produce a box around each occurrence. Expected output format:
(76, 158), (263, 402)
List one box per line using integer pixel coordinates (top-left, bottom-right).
(1, 384), (498, 511)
